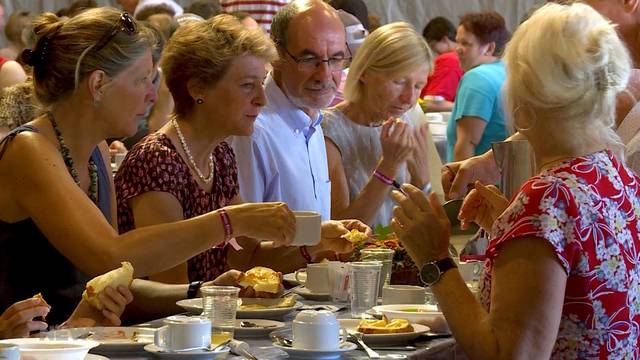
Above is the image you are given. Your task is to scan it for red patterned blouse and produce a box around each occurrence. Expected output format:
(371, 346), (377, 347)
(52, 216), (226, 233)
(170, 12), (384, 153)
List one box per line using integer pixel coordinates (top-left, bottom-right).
(115, 133), (238, 281)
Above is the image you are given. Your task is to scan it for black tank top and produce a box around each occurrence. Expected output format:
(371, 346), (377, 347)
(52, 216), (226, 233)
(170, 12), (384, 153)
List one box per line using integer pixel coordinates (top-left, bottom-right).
(0, 125), (112, 325)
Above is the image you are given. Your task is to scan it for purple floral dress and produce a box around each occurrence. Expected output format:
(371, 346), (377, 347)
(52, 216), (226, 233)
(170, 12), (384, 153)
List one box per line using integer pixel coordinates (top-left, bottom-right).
(115, 133), (238, 281)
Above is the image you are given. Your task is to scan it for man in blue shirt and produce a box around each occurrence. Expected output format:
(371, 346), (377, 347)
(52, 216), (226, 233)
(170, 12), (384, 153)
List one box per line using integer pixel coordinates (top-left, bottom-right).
(446, 11), (510, 163)
(231, 0), (349, 221)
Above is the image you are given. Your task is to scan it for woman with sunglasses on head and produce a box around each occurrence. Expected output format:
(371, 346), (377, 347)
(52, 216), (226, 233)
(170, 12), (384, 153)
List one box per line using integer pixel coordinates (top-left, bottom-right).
(323, 22), (444, 228)
(115, 14), (364, 284)
(0, 7), (296, 325)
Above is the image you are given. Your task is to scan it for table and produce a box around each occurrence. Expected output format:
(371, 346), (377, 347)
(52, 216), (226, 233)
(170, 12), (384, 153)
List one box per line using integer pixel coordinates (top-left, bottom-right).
(102, 298), (461, 360)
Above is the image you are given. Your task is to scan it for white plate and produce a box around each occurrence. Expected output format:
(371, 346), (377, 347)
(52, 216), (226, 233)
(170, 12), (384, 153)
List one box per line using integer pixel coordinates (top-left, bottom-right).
(272, 341), (357, 359)
(143, 344), (229, 359)
(176, 298), (303, 319)
(292, 286), (331, 301)
(47, 327), (154, 353)
(0, 338), (99, 360)
(338, 319), (430, 345)
(234, 319), (285, 338)
(283, 272), (306, 285)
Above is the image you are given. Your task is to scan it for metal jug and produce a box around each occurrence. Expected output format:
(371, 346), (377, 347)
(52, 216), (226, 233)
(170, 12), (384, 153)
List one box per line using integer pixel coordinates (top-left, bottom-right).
(492, 140), (536, 199)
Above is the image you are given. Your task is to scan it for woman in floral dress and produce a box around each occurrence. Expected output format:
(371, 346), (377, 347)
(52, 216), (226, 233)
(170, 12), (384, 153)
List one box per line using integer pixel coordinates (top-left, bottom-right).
(390, 3), (640, 358)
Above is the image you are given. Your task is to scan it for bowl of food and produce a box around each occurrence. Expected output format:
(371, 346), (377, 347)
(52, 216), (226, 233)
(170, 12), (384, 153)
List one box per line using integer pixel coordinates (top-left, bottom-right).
(372, 304), (449, 334)
(0, 338), (99, 360)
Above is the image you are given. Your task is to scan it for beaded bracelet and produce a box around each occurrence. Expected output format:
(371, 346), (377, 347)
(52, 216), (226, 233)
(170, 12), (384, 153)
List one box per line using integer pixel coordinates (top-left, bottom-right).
(219, 209), (243, 251)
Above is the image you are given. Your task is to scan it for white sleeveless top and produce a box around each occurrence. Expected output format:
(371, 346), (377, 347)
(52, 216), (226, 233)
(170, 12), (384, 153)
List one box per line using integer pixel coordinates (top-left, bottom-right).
(322, 104), (443, 227)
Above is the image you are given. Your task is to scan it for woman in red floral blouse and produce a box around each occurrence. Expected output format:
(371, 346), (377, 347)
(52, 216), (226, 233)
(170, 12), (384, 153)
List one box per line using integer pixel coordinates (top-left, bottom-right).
(390, 3), (640, 358)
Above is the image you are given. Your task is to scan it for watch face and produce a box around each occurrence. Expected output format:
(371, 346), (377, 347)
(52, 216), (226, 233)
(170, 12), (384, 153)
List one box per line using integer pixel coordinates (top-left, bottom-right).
(420, 263), (440, 285)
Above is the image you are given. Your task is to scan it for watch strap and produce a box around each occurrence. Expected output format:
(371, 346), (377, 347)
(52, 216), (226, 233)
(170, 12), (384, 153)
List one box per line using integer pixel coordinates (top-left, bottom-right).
(420, 258), (457, 286)
(187, 281), (203, 299)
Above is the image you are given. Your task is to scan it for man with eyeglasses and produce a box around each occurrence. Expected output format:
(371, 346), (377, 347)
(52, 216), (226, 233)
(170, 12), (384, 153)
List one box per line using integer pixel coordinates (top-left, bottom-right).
(231, 0), (348, 223)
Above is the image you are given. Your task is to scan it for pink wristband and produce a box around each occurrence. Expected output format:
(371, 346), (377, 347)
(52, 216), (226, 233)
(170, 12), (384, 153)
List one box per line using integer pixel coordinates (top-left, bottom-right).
(373, 169), (394, 185)
(219, 209), (243, 251)
(300, 246), (312, 263)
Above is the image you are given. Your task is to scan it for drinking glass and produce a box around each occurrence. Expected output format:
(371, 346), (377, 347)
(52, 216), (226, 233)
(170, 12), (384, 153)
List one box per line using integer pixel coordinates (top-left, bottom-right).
(348, 261), (382, 318)
(327, 261), (350, 303)
(360, 248), (394, 294)
(201, 286), (239, 345)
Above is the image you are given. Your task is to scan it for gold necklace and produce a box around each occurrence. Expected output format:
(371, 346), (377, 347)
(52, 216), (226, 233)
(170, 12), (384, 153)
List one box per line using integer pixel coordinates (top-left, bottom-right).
(171, 117), (215, 183)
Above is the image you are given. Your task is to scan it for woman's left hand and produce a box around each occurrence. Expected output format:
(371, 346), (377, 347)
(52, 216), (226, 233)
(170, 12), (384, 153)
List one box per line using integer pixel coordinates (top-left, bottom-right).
(406, 122), (431, 188)
(316, 220), (371, 254)
(64, 286), (133, 328)
(390, 184), (451, 267)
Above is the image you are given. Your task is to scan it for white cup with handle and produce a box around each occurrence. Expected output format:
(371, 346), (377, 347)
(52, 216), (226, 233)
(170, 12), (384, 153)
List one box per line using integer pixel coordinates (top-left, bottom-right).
(295, 262), (329, 293)
(292, 310), (347, 350)
(154, 315), (211, 352)
(291, 211), (321, 246)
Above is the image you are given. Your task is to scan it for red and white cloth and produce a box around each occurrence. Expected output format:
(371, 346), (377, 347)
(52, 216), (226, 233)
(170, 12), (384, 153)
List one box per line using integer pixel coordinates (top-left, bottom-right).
(220, 0), (291, 32)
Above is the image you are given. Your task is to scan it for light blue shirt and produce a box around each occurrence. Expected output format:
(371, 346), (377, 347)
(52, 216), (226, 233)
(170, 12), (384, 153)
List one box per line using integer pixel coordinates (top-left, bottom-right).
(230, 74), (332, 220)
(447, 60), (507, 162)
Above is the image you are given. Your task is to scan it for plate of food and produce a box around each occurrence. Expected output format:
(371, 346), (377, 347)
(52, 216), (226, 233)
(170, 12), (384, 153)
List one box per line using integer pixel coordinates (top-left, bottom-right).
(339, 317), (430, 345)
(176, 296), (302, 319)
(45, 327), (155, 353)
(371, 304), (449, 334)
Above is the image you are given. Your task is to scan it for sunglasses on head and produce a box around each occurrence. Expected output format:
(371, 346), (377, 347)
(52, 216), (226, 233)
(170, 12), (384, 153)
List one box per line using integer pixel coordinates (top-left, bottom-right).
(93, 12), (137, 52)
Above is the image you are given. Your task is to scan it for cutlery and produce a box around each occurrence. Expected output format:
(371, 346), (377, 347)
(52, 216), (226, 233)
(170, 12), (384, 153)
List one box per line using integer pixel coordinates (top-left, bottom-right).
(369, 345), (417, 351)
(239, 321), (278, 329)
(229, 339), (258, 360)
(271, 334), (293, 347)
(156, 339), (231, 354)
(351, 332), (381, 359)
(73, 331), (95, 340)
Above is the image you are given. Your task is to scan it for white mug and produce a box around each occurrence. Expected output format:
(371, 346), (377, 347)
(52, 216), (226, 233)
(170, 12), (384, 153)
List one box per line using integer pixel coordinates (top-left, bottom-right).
(291, 211), (321, 246)
(295, 263), (329, 293)
(154, 315), (211, 351)
(382, 285), (426, 305)
(292, 310), (347, 350)
(0, 343), (19, 360)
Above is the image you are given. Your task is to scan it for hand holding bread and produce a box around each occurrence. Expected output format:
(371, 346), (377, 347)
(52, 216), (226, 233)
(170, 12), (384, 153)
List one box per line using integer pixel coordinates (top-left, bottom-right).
(209, 267), (284, 298)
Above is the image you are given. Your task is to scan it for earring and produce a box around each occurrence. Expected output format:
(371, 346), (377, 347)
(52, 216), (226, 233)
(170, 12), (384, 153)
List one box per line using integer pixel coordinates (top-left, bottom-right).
(196, 98), (204, 105)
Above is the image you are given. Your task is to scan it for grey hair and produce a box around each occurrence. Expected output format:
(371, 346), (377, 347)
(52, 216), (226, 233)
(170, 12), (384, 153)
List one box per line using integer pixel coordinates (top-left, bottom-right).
(270, 0), (315, 49)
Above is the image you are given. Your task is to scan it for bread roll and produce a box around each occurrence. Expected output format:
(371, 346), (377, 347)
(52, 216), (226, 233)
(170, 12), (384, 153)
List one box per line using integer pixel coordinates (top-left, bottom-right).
(82, 262), (134, 310)
(237, 266), (280, 294)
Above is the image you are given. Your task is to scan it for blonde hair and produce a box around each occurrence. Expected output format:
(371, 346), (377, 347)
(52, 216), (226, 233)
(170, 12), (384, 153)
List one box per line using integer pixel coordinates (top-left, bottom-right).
(29, 7), (154, 106)
(504, 2), (630, 159)
(344, 22), (433, 104)
(161, 14), (278, 117)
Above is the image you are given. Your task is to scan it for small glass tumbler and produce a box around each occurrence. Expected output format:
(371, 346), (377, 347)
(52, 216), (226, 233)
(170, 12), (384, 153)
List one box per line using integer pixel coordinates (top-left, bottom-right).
(348, 261), (382, 318)
(360, 248), (394, 294)
(201, 285), (239, 346)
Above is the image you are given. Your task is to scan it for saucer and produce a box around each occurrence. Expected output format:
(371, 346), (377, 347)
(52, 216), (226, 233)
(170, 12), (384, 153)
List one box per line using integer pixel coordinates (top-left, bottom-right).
(272, 341), (357, 359)
(143, 344), (229, 359)
(292, 286), (331, 301)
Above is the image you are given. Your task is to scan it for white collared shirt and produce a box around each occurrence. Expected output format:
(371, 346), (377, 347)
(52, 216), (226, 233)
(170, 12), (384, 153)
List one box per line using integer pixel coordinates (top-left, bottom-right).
(230, 74), (331, 220)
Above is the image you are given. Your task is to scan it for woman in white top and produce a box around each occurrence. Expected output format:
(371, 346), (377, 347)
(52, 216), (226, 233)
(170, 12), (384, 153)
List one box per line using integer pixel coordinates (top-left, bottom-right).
(323, 22), (443, 227)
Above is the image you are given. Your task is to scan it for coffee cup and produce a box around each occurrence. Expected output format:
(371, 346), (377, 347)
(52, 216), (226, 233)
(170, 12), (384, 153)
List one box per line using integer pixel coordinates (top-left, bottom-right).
(154, 315), (211, 351)
(291, 211), (321, 246)
(292, 310), (346, 350)
(382, 285), (426, 305)
(295, 263), (329, 293)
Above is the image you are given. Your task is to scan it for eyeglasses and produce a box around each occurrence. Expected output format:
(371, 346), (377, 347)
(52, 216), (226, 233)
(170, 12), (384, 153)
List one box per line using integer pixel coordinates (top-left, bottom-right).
(93, 12), (137, 52)
(282, 47), (351, 72)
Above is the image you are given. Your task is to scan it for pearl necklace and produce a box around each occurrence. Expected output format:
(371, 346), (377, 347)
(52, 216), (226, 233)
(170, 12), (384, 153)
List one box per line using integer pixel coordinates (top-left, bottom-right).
(171, 117), (215, 183)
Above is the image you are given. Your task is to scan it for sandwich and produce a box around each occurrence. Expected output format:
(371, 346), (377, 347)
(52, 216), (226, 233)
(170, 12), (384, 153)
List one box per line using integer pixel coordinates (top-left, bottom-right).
(237, 266), (281, 294)
(32, 293), (50, 322)
(341, 229), (370, 244)
(357, 316), (414, 334)
(82, 261), (134, 310)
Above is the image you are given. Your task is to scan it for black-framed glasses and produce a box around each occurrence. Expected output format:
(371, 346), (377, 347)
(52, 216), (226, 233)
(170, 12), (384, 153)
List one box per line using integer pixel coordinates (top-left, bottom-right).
(93, 12), (137, 52)
(282, 46), (351, 72)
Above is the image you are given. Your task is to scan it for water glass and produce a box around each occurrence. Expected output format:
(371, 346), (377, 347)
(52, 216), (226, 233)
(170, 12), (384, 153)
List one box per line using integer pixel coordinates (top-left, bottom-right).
(201, 286), (239, 345)
(360, 248), (394, 293)
(327, 261), (350, 303)
(348, 261), (382, 318)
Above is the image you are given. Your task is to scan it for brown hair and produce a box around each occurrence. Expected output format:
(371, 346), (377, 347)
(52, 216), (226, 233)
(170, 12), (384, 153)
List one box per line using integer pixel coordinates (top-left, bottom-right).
(161, 14), (277, 117)
(459, 11), (510, 56)
(27, 7), (154, 106)
(5, 11), (33, 46)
